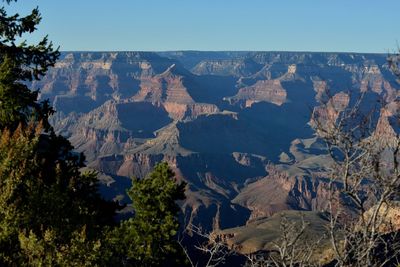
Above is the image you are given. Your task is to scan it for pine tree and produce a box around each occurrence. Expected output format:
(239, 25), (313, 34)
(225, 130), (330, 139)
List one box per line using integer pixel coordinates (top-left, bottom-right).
(0, 2), (59, 131)
(0, 1), (188, 265)
(0, 120), (119, 266)
(0, 2), (118, 265)
(108, 162), (188, 267)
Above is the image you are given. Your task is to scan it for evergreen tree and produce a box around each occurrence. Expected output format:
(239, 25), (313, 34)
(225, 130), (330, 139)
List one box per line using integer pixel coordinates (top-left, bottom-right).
(0, 1), (58, 131)
(0, 1), (117, 265)
(0, 1), (188, 266)
(108, 162), (188, 267)
(0, 123), (119, 266)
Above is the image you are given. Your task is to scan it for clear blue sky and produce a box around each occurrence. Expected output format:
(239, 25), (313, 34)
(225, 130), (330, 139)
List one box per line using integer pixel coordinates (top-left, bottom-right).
(6, 0), (400, 53)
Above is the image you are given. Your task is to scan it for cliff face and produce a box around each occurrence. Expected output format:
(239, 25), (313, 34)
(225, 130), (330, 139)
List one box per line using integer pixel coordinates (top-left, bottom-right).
(225, 79), (287, 107)
(38, 51), (400, 231)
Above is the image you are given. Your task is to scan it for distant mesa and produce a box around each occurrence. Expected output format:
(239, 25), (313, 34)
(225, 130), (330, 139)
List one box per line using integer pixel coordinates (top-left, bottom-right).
(225, 79), (287, 107)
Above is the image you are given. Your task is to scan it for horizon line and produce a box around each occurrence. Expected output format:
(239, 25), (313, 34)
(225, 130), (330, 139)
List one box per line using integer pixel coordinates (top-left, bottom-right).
(58, 50), (393, 55)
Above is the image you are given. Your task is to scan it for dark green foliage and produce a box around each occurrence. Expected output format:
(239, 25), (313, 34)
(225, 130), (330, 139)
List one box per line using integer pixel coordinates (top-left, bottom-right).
(0, 127), (187, 266)
(0, 1), (117, 265)
(108, 162), (188, 267)
(0, 123), (119, 266)
(0, 1), (188, 265)
(0, 1), (59, 130)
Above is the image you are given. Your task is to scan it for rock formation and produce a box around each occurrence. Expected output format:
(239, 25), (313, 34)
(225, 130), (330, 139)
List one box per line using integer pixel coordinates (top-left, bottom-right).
(34, 51), (400, 233)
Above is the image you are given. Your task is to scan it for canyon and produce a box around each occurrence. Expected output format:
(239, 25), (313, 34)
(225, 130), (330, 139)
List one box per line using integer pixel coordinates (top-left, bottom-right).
(33, 51), (400, 245)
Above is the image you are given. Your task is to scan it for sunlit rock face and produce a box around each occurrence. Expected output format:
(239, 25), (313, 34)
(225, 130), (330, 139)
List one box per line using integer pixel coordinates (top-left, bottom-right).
(38, 51), (400, 231)
(225, 79), (287, 107)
